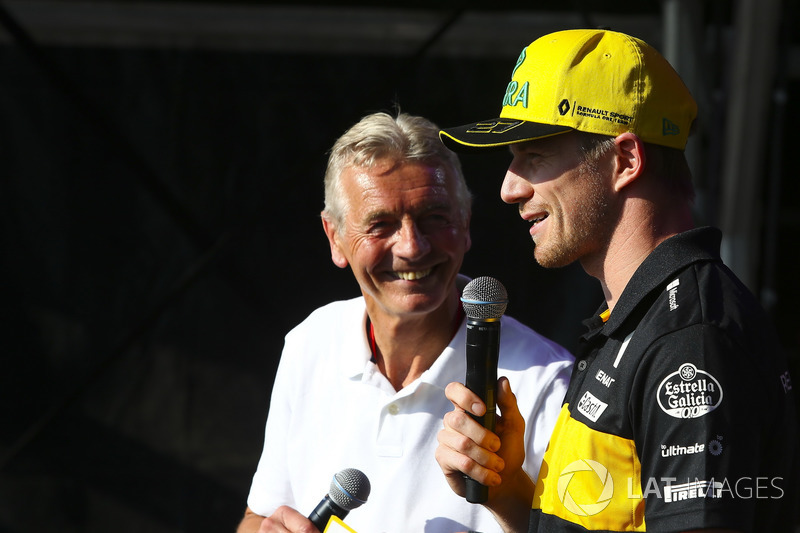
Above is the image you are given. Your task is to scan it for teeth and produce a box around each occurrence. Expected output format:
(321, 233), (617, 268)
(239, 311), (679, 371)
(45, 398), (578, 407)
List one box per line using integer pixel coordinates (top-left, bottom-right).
(396, 269), (432, 281)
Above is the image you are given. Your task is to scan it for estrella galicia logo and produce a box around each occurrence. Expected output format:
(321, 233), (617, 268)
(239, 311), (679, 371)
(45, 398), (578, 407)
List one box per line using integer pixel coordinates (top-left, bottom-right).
(657, 363), (723, 419)
(557, 459), (614, 516)
(662, 118), (680, 136)
(559, 99), (571, 116)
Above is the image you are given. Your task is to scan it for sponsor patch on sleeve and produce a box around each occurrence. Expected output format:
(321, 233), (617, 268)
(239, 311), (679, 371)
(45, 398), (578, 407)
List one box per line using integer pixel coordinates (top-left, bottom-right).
(657, 363), (723, 419)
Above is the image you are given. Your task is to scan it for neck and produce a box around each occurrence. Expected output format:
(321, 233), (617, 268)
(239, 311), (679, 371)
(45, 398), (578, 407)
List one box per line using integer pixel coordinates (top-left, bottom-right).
(583, 199), (694, 313)
(366, 291), (462, 391)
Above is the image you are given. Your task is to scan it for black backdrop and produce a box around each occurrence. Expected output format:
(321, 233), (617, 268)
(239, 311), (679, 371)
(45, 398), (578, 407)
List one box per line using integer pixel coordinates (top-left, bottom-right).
(0, 44), (603, 532)
(0, 15), (797, 533)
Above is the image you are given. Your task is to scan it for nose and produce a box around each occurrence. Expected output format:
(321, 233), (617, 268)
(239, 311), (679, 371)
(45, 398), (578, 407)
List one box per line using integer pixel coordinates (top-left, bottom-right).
(394, 219), (430, 259)
(500, 166), (532, 205)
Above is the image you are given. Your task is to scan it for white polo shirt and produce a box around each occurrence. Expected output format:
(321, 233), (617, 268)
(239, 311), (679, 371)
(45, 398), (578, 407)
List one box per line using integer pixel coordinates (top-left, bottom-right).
(247, 296), (573, 533)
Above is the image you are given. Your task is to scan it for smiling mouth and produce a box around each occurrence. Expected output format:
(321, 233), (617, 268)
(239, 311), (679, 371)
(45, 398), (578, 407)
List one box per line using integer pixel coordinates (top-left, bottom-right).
(394, 269), (433, 281)
(530, 214), (548, 225)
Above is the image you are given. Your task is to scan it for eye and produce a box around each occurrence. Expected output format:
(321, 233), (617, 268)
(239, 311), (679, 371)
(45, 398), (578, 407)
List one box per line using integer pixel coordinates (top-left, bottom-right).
(418, 212), (452, 232)
(523, 148), (542, 160)
(366, 219), (397, 236)
(512, 142), (543, 161)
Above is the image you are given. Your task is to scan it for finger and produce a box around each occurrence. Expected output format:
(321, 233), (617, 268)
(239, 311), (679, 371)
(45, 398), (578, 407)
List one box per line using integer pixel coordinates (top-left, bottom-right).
(492, 377), (529, 476)
(439, 411), (505, 471)
(495, 377), (528, 441)
(434, 439), (468, 495)
(442, 408), (502, 452)
(496, 377), (522, 423)
(439, 424), (505, 472)
(436, 429), (503, 487)
(445, 381), (486, 416)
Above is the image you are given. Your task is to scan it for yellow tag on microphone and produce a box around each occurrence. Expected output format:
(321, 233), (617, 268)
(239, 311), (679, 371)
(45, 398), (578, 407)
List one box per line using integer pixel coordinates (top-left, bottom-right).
(323, 516), (358, 533)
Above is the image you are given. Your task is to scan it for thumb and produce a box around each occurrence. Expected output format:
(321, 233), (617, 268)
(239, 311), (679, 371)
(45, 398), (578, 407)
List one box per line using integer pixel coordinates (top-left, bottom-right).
(496, 377), (521, 419)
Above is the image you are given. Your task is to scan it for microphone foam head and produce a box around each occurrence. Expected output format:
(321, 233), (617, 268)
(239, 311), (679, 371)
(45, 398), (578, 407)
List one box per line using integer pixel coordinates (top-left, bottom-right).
(329, 468), (371, 511)
(461, 276), (509, 320)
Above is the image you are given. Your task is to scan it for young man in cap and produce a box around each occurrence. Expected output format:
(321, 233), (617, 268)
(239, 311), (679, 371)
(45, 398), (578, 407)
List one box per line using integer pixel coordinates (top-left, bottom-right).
(434, 29), (797, 532)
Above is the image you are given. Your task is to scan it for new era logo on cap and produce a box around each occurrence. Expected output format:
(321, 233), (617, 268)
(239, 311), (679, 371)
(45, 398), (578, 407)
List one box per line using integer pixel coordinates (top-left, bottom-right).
(662, 118), (680, 136)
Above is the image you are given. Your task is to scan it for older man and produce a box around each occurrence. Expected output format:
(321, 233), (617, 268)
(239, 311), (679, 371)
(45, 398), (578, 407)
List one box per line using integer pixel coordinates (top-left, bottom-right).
(236, 112), (573, 533)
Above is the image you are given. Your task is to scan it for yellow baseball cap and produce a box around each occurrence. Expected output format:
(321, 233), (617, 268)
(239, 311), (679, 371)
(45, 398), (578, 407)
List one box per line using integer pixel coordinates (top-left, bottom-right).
(440, 29), (698, 151)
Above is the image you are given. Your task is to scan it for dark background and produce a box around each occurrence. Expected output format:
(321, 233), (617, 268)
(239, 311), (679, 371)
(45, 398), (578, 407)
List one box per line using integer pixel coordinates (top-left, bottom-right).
(0, 1), (798, 532)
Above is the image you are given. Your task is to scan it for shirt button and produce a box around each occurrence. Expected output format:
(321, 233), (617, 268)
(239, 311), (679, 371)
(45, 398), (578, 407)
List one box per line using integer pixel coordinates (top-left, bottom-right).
(577, 360), (588, 371)
(387, 404), (400, 415)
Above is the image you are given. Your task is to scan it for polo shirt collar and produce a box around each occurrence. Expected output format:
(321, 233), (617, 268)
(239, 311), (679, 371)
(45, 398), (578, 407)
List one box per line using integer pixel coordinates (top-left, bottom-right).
(586, 226), (722, 338)
(341, 307), (469, 392)
(341, 308), (375, 379)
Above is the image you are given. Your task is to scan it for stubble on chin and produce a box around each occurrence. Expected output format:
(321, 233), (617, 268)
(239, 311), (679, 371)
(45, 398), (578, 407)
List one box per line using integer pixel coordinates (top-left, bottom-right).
(533, 180), (610, 269)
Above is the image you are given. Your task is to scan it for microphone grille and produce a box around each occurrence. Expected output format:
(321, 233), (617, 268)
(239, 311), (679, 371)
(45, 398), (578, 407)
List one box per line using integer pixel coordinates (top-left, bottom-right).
(461, 276), (509, 320)
(329, 468), (371, 511)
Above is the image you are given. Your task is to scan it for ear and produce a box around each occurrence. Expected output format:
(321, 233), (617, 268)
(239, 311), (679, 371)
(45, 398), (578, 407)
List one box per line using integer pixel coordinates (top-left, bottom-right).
(612, 132), (646, 192)
(321, 213), (349, 269)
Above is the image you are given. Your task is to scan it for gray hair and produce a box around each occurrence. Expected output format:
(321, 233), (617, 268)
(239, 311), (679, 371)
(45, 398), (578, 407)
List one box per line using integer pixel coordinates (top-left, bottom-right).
(323, 112), (472, 228)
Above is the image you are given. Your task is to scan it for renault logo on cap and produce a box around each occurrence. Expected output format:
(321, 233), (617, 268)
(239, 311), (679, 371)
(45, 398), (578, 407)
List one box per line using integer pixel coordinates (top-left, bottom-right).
(559, 99), (571, 116)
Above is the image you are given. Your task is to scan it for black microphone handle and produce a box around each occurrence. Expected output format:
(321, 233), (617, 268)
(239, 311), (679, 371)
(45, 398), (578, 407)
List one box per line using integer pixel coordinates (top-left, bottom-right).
(308, 495), (348, 531)
(463, 317), (501, 504)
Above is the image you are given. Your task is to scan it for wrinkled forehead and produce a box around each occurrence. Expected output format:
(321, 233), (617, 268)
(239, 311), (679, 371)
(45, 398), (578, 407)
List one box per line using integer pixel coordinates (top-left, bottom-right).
(344, 163), (454, 215)
(345, 160), (450, 194)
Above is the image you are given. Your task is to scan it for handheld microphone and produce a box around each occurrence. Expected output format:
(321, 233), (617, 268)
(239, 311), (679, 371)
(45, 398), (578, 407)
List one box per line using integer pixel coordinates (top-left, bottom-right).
(460, 276), (508, 504)
(308, 468), (371, 531)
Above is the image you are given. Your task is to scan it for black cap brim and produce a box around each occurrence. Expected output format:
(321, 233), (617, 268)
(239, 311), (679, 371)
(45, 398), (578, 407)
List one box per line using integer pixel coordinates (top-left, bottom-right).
(439, 119), (573, 152)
